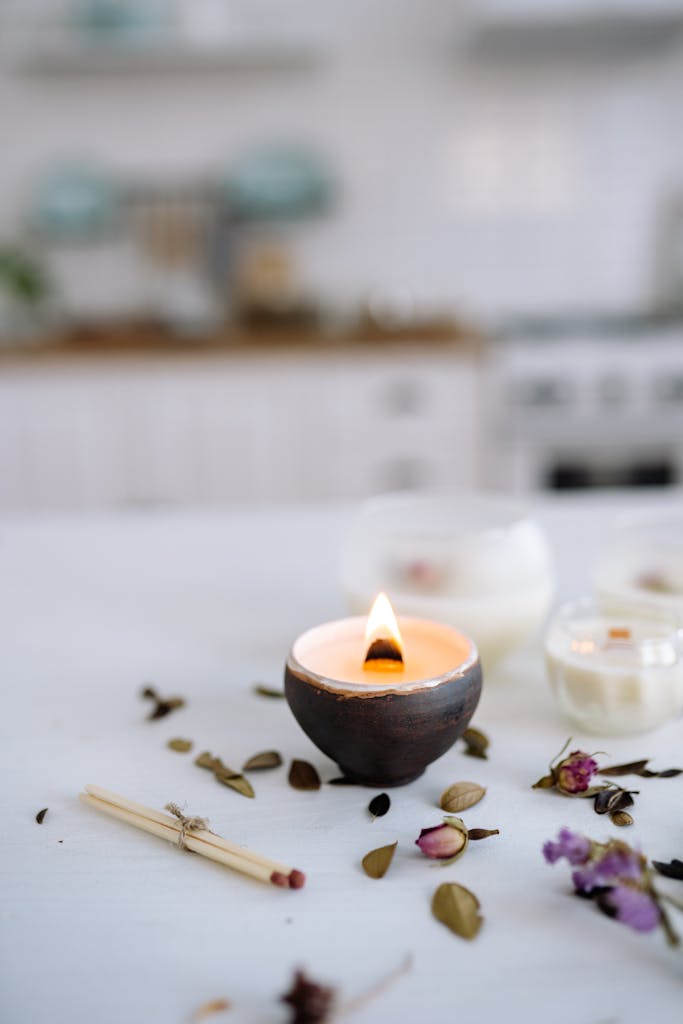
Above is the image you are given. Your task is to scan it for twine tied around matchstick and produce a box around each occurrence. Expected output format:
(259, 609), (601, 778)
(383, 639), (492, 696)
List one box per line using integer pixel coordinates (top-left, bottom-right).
(165, 802), (210, 850)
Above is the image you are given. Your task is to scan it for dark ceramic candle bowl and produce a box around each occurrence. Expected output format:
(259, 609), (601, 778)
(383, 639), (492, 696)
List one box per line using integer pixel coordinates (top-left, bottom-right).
(284, 617), (482, 787)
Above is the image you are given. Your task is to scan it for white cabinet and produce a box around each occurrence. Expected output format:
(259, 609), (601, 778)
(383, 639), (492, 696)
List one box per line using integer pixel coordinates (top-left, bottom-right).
(0, 347), (483, 512)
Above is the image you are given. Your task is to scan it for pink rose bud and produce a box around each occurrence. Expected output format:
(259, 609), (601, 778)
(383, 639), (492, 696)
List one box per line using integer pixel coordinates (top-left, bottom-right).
(416, 818), (468, 861)
(556, 751), (598, 794)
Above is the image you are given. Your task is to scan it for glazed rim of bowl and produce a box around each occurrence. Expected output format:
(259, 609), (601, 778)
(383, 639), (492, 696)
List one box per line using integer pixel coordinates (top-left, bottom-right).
(287, 615), (479, 696)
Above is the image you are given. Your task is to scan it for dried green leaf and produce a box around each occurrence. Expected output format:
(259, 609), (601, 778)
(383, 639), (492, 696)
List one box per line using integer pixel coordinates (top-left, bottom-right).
(141, 684), (186, 720)
(195, 750), (218, 771)
(652, 858), (683, 881)
(368, 793), (391, 819)
(167, 737), (193, 753)
(532, 774), (556, 789)
(467, 828), (500, 840)
(242, 750), (282, 771)
(462, 727), (489, 760)
(640, 767), (683, 778)
(440, 781), (486, 813)
(195, 751), (254, 797)
(253, 684), (285, 699)
(288, 759), (321, 791)
(599, 759), (650, 777)
(35, 807), (48, 824)
(610, 810), (634, 827)
(362, 841), (397, 879)
(431, 881), (483, 940)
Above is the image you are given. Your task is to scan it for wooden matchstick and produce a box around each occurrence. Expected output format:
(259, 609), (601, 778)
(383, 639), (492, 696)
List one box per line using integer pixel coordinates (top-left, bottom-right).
(81, 786), (305, 889)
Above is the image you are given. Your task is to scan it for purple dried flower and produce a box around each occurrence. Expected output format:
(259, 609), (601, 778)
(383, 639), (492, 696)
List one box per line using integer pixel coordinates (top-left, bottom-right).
(556, 751), (599, 794)
(543, 828), (592, 866)
(416, 820), (467, 861)
(601, 886), (661, 933)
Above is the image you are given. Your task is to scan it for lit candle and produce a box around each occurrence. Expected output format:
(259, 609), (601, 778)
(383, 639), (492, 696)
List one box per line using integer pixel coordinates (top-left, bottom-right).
(284, 593), (482, 787)
(545, 598), (683, 736)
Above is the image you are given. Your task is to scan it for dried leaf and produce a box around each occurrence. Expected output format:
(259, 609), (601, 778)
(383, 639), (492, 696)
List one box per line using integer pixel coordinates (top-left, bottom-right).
(253, 684), (285, 699)
(532, 774), (555, 790)
(362, 841), (397, 879)
(610, 810), (634, 827)
(368, 793), (391, 819)
(35, 808), (48, 824)
(431, 881), (483, 940)
(191, 997), (232, 1021)
(328, 776), (358, 786)
(167, 737), (193, 753)
(652, 858), (683, 881)
(289, 759), (321, 791)
(242, 750), (283, 771)
(594, 787), (635, 815)
(440, 781), (486, 813)
(599, 759), (650, 777)
(467, 828), (500, 840)
(600, 759), (683, 779)
(195, 751), (254, 798)
(462, 727), (489, 760)
(195, 750), (218, 771)
(141, 685), (185, 721)
(219, 774), (255, 798)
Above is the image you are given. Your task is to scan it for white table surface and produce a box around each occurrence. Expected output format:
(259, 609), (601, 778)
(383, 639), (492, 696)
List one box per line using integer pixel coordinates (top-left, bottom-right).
(2, 491), (683, 1024)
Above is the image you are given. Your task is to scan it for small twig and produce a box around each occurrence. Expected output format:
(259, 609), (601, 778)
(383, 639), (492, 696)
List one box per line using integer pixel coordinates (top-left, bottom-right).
(335, 954), (413, 1019)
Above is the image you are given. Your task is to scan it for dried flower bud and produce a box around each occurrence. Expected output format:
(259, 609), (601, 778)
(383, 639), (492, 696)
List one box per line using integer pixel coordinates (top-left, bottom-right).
(556, 750), (599, 794)
(416, 817), (469, 863)
(281, 969), (336, 1023)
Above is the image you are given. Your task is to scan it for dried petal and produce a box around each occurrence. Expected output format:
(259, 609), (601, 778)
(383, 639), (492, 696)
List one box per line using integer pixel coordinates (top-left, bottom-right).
(368, 793), (390, 819)
(416, 817), (469, 863)
(191, 997), (232, 1021)
(652, 858), (683, 880)
(218, 774), (255, 798)
(35, 808), (48, 824)
(167, 738), (193, 753)
(431, 881), (482, 940)
(242, 750), (283, 771)
(289, 759), (321, 791)
(253, 684), (285, 699)
(362, 841), (398, 879)
(439, 781), (485, 813)
(462, 727), (489, 760)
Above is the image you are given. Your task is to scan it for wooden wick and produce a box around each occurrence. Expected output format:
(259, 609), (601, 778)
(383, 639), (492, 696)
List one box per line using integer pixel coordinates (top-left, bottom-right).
(81, 785), (305, 889)
(363, 637), (404, 671)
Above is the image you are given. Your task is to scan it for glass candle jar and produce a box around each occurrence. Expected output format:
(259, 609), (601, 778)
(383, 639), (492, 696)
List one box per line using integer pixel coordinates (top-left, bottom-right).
(545, 598), (683, 736)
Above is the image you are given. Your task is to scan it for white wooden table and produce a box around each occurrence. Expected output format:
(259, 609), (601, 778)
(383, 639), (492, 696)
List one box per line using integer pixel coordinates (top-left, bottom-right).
(2, 492), (682, 1024)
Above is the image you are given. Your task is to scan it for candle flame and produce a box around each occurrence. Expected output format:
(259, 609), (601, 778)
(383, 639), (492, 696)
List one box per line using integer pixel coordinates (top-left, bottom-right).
(363, 592), (404, 670)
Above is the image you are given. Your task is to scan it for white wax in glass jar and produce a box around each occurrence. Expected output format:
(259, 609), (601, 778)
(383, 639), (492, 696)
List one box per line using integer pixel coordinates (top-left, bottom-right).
(545, 603), (683, 736)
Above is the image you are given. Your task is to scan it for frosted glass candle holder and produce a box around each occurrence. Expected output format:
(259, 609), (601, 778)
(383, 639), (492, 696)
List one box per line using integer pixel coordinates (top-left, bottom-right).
(340, 492), (554, 669)
(594, 509), (683, 622)
(545, 598), (683, 736)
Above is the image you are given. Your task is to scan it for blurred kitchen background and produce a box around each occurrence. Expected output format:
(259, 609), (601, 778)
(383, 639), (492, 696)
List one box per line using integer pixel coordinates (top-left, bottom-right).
(1, 0), (683, 512)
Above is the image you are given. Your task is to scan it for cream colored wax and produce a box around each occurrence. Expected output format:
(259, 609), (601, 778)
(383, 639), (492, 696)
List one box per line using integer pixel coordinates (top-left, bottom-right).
(292, 616), (476, 692)
(545, 616), (683, 735)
